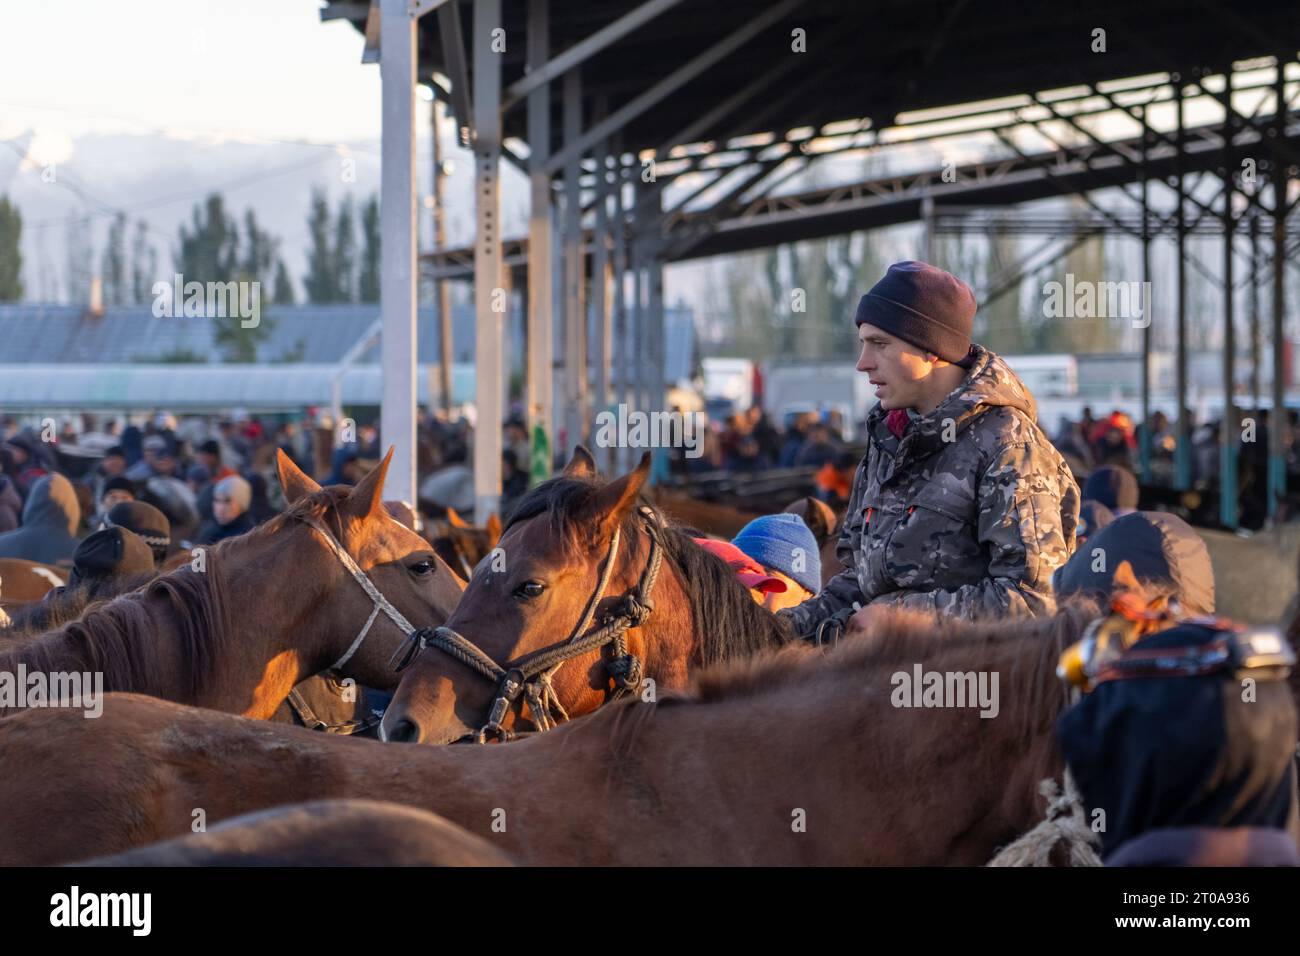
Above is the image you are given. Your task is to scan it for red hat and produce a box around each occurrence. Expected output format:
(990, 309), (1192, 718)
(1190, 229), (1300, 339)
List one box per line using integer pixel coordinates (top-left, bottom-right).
(693, 537), (787, 594)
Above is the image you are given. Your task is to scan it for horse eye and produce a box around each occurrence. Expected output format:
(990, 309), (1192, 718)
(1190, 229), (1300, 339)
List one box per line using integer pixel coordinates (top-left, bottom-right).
(410, 559), (436, 576)
(514, 581), (545, 600)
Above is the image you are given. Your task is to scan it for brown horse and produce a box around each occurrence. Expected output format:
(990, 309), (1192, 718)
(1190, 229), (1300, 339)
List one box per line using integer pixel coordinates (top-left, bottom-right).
(650, 488), (762, 538)
(380, 447), (791, 743)
(0, 450), (463, 719)
(0, 557), (67, 611)
(427, 508), (503, 582)
(81, 799), (515, 866)
(782, 496), (842, 587)
(0, 603), (1105, 866)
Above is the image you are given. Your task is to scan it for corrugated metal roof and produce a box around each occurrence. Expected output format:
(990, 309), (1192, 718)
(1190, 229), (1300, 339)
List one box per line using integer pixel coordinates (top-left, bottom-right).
(0, 364), (478, 410)
(0, 303), (696, 380)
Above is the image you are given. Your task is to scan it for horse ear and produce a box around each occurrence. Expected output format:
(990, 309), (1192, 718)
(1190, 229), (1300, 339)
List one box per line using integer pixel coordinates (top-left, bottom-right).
(562, 445), (597, 478)
(446, 507), (468, 528)
(276, 448), (321, 505)
(485, 512), (502, 546)
(587, 452), (651, 536)
(344, 446), (393, 520)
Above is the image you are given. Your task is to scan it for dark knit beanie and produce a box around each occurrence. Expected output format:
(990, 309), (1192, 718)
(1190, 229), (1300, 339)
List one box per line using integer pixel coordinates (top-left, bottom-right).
(101, 475), (136, 497)
(1082, 465), (1139, 512)
(69, 527), (155, 587)
(854, 261), (977, 364)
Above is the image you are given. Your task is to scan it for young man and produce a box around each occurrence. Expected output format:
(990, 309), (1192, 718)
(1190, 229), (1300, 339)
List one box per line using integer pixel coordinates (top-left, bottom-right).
(780, 261), (1079, 639)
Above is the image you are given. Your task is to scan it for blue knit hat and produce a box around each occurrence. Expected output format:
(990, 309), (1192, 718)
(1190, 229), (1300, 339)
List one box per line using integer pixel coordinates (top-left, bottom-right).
(732, 514), (822, 595)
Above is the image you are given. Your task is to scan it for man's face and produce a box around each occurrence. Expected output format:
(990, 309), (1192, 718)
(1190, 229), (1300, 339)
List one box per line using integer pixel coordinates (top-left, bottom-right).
(213, 492), (243, 526)
(102, 455), (125, 477)
(101, 488), (134, 511)
(855, 322), (936, 411)
(761, 568), (815, 613)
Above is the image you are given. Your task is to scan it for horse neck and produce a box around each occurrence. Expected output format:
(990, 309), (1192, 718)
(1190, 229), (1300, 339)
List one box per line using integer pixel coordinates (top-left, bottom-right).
(633, 557), (696, 692)
(0, 577), (197, 711)
(200, 527), (343, 717)
(343, 624), (1071, 865)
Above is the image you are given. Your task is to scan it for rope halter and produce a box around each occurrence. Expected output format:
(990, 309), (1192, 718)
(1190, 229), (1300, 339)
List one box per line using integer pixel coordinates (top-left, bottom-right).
(389, 504), (664, 743)
(298, 515), (425, 672)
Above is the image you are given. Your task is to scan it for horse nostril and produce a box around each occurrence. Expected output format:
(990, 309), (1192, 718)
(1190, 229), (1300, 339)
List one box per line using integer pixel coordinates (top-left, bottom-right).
(386, 717), (423, 744)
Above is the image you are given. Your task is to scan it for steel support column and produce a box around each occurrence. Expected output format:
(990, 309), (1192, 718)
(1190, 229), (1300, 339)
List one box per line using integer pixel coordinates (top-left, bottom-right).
(379, 0), (418, 503)
(472, 0), (503, 519)
(1269, 58), (1289, 516)
(1250, 212), (1261, 413)
(526, 0), (554, 483)
(1140, 103), (1153, 482)
(1174, 74), (1192, 491)
(593, 131), (614, 473)
(562, 68), (587, 455)
(433, 98), (454, 419)
(1221, 67), (1239, 527)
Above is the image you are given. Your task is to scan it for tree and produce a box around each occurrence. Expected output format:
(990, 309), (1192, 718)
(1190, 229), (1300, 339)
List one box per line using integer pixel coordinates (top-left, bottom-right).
(332, 194), (357, 303)
(130, 219), (157, 304)
(240, 209), (274, 287)
(64, 215), (93, 306)
(358, 194), (380, 303)
(272, 259), (295, 305)
(177, 194), (240, 284)
(101, 212), (128, 306)
(0, 196), (23, 301)
(304, 188), (334, 304)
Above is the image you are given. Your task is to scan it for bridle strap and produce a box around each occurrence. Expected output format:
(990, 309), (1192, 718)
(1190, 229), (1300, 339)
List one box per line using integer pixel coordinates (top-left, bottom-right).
(299, 515), (420, 673)
(393, 504), (663, 741)
(332, 603), (382, 671)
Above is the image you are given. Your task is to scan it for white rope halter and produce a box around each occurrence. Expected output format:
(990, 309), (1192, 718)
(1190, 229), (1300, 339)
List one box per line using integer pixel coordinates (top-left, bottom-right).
(300, 516), (421, 672)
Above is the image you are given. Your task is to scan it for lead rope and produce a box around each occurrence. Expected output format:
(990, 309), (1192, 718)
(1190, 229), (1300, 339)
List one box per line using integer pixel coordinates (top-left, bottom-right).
(397, 507), (663, 740)
(985, 768), (1102, 867)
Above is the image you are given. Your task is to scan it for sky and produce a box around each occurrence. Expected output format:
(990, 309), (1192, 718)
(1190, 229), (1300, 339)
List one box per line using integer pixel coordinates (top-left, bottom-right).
(0, 0), (385, 154)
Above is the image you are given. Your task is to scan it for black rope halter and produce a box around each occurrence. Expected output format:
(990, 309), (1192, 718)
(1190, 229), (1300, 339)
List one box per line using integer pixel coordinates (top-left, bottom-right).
(389, 504), (664, 743)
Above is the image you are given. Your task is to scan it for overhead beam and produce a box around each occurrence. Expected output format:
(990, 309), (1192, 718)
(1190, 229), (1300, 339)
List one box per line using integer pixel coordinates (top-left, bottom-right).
(503, 0), (688, 111)
(544, 0), (807, 176)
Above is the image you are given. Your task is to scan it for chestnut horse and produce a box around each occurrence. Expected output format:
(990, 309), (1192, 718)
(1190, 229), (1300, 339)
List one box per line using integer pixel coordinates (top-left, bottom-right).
(0, 558), (67, 611)
(0, 604), (1108, 866)
(381, 446), (791, 743)
(82, 800), (515, 866)
(0, 449), (463, 719)
(427, 508), (502, 582)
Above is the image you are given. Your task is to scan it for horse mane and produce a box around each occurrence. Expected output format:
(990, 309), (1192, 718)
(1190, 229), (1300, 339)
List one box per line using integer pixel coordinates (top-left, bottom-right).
(505, 475), (790, 665)
(0, 488), (350, 702)
(0, 560), (232, 702)
(667, 598), (1104, 745)
(0, 573), (159, 639)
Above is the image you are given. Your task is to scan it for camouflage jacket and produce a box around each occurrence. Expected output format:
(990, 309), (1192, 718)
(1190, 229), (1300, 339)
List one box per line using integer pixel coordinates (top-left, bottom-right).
(781, 345), (1079, 635)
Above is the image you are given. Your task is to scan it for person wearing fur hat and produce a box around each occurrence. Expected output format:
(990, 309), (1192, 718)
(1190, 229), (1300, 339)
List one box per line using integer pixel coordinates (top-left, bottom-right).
(101, 500), (172, 567)
(780, 261), (1079, 640)
(197, 474), (255, 544)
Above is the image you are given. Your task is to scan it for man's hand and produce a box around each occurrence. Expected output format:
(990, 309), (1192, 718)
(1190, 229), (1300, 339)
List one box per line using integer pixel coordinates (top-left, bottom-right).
(846, 602), (888, 637)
